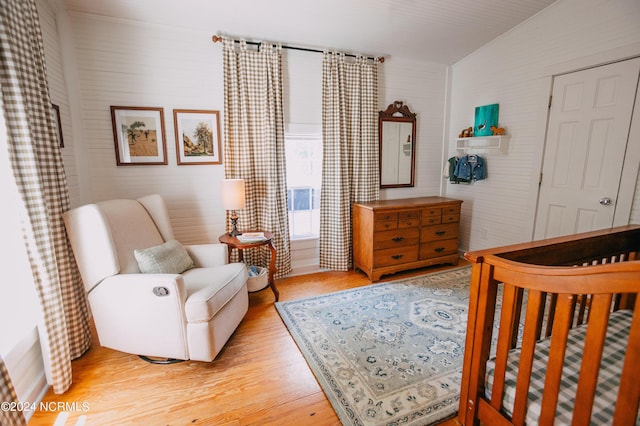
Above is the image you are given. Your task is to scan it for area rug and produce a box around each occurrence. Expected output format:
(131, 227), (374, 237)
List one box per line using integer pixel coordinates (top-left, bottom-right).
(275, 266), (472, 426)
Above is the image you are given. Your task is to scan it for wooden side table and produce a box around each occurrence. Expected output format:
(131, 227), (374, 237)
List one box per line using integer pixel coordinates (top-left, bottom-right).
(218, 231), (279, 301)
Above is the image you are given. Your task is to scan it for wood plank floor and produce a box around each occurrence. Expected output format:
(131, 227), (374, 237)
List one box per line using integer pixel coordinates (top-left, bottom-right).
(29, 262), (468, 426)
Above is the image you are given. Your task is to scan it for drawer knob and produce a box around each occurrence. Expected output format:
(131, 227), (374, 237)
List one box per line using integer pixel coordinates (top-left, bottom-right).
(435, 231), (446, 236)
(435, 247), (445, 253)
(392, 237), (404, 242)
(391, 254), (404, 260)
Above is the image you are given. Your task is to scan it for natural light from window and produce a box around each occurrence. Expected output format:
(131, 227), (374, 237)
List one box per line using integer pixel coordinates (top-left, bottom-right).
(0, 100), (41, 356)
(285, 133), (322, 240)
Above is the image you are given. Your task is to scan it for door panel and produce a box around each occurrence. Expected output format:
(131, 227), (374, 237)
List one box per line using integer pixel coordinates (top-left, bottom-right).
(534, 58), (640, 239)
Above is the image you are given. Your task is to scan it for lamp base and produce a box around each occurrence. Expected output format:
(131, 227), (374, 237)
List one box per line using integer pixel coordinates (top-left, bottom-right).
(228, 215), (242, 237)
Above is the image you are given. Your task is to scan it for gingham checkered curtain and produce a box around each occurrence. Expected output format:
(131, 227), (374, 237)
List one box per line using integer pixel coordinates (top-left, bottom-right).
(0, 356), (25, 425)
(0, 0), (91, 394)
(222, 38), (292, 278)
(320, 53), (379, 270)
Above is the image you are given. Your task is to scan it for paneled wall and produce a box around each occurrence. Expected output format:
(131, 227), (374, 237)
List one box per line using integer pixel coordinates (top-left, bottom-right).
(379, 57), (448, 200)
(40, 0), (79, 205)
(446, 0), (640, 252)
(64, 12), (226, 244)
(58, 12), (448, 271)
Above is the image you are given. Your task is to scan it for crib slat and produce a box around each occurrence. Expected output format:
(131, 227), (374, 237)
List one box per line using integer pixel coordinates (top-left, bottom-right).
(572, 294), (612, 426)
(539, 294), (574, 424)
(613, 302), (640, 426)
(575, 294), (588, 325)
(545, 294), (557, 338)
(490, 284), (519, 410)
(568, 295), (577, 327)
(463, 264), (500, 426)
(535, 292), (548, 341)
(512, 290), (544, 426)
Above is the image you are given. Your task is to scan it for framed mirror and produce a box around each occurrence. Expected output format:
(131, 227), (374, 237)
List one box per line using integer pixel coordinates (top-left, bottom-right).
(379, 101), (416, 188)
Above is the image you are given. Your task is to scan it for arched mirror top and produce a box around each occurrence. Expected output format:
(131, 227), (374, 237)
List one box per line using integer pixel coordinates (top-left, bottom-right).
(379, 101), (417, 188)
(379, 101), (417, 120)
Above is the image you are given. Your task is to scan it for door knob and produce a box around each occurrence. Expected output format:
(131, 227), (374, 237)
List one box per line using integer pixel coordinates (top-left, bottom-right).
(599, 197), (612, 206)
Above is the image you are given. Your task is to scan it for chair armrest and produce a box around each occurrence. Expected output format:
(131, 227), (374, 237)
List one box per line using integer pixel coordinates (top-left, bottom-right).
(91, 273), (188, 311)
(185, 243), (228, 268)
(88, 274), (190, 359)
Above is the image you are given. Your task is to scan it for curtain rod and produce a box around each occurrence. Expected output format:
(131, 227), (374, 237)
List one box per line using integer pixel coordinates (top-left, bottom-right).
(211, 35), (384, 63)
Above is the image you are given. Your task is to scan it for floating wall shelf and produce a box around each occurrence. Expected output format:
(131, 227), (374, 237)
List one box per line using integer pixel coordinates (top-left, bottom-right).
(456, 135), (510, 155)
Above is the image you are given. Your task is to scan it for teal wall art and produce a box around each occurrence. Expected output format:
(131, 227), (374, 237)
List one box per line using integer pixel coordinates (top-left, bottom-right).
(474, 104), (499, 136)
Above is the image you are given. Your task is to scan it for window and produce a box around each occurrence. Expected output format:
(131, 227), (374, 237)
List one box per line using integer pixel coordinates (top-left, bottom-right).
(285, 133), (322, 239)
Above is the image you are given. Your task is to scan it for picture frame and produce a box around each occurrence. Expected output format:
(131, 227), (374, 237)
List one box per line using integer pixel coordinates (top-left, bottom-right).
(173, 109), (222, 165)
(110, 106), (167, 166)
(474, 103), (499, 137)
(52, 103), (64, 148)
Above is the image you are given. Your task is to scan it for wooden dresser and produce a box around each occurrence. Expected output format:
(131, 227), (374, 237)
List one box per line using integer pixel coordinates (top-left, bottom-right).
(352, 197), (462, 281)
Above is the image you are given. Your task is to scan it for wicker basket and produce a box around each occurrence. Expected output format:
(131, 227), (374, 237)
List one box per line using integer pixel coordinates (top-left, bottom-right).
(246, 266), (268, 292)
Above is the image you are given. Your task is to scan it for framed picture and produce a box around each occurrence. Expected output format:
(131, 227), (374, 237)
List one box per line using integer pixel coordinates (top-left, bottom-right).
(474, 103), (499, 137)
(110, 106), (167, 165)
(52, 104), (64, 148)
(173, 109), (222, 165)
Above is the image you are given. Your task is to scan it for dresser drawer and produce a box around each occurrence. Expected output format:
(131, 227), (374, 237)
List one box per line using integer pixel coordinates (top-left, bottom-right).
(422, 215), (442, 226)
(374, 246), (419, 267)
(421, 223), (459, 241)
(375, 220), (397, 231)
(398, 210), (421, 228)
(419, 239), (458, 260)
(374, 228), (420, 250)
(442, 214), (460, 223)
(375, 212), (398, 222)
(422, 208), (441, 218)
(443, 205), (461, 215)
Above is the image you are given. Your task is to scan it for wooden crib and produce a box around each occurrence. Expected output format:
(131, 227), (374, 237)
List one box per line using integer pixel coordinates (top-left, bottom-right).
(458, 225), (640, 425)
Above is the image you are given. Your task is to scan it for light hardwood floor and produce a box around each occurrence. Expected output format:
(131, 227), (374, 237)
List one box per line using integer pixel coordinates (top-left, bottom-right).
(28, 262), (468, 426)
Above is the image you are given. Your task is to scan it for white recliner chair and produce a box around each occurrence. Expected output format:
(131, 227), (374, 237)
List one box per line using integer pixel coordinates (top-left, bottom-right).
(63, 194), (248, 362)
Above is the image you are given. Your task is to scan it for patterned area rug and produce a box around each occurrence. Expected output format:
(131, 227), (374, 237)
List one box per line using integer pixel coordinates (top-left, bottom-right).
(276, 266), (472, 426)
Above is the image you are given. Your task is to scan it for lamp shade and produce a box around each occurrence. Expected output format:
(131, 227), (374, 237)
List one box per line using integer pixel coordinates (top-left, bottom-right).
(221, 178), (246, 210)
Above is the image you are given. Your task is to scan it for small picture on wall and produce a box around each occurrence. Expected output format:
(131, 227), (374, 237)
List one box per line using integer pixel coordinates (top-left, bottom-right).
(110, 106), (167, 166)
(173, 109), (222, 165)
(474, 103), (499, 137)
(52, 103), (64, 148)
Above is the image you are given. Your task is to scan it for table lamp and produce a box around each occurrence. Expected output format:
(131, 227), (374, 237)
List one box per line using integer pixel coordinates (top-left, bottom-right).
(221, 178), (245, 237)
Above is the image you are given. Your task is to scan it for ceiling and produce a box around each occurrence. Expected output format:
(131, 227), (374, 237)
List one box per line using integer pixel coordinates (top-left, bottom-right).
(61, 0), (558, 64)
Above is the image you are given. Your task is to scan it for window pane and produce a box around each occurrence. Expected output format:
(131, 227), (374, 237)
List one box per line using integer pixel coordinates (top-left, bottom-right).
(285, 133), (322, 240)
(294, 188), (310, 211)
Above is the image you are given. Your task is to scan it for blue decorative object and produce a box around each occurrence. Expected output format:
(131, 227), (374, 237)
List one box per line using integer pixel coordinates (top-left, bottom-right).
(474, 103), (499, 136)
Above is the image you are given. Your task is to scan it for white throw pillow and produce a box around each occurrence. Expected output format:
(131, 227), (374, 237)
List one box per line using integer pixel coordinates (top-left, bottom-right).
(134, 240), (194, 274)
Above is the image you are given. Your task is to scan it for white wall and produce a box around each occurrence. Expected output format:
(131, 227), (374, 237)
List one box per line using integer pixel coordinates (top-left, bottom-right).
(57, 11), (449, 270)
(446, 0), (640, 252)
(62, 12), (226, 244)
(380, 57), (449, 200)
(41, 0), (80, 206)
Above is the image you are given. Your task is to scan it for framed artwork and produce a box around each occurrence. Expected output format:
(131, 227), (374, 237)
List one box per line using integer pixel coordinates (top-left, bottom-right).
(110, 106), (167, 166)
(52, 104), (64, 148)
(173, 109), (222, 165)
(474, 103), (499, 137)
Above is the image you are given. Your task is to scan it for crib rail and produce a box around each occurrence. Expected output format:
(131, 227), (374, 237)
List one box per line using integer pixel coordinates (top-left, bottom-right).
(458, 225), (640, 426)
